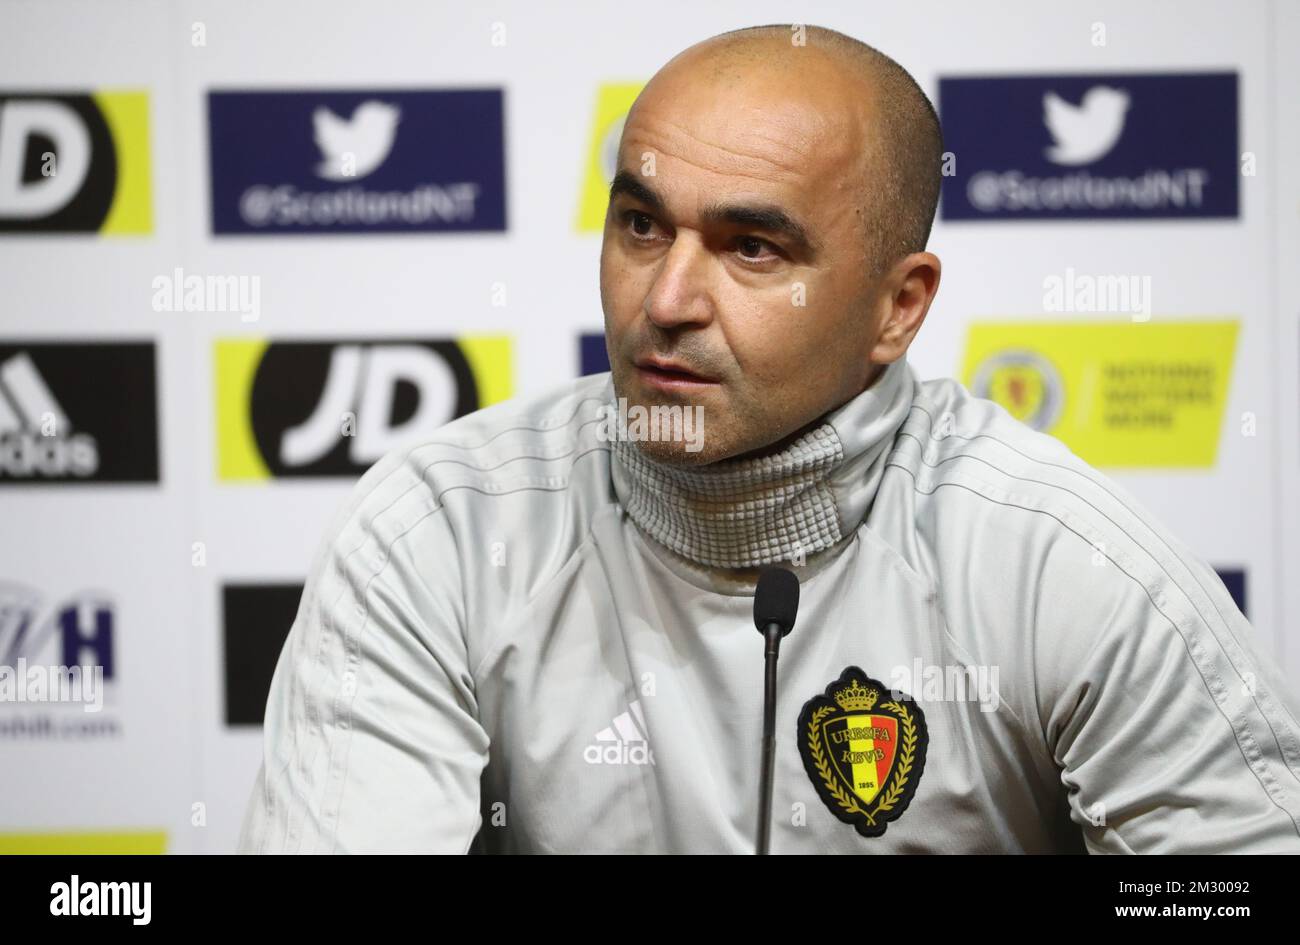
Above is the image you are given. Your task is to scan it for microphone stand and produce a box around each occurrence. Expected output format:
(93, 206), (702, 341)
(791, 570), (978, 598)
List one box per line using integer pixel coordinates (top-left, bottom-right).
(757, 622), (783, 855)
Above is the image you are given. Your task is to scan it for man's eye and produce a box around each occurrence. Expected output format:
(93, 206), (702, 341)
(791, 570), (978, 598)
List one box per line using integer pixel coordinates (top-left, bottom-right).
(623, 210), (657, 238)
(736, 236), (779, 260)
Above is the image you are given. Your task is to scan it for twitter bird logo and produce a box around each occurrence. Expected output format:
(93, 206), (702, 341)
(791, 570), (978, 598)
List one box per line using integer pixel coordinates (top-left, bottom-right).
(313, 100), (401, 181)
(1042, 86), (1129, 166)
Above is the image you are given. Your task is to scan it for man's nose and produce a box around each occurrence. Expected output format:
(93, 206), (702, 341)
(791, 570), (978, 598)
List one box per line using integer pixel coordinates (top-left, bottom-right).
(642, 232), (714, 330)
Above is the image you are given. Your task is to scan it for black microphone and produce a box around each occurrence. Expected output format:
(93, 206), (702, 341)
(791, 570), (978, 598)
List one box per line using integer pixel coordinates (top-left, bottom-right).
(753, 565), (800, 855)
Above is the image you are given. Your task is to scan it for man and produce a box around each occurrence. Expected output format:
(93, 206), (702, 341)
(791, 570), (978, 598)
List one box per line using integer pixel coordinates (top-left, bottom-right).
(237, 24), (1300, 853)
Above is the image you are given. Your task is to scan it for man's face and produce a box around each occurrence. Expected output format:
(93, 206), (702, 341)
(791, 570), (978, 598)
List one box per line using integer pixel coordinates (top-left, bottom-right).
(600, 46), (886, 466)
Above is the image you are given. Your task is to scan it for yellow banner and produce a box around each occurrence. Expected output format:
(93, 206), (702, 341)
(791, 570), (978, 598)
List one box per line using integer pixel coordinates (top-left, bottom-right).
(961, 320), (1238, 468)
(575, 82), (645, 233)
(94, 91), (152, 235)
(0, 831), (167, 854)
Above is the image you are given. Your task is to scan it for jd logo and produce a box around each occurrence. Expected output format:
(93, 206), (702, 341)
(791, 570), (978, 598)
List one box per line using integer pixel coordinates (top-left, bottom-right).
(215, 337), (512, 479)
(0, 92), (151, 233)
(278, 344), (458, 467)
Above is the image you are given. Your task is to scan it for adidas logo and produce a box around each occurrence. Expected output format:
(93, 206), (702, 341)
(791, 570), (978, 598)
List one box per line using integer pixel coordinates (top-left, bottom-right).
(0, 352), (97, 477)
(583, 699), (656, 766)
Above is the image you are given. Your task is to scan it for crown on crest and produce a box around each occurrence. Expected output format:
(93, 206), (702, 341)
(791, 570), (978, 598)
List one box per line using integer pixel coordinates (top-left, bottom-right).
(834, 678), (878, 711)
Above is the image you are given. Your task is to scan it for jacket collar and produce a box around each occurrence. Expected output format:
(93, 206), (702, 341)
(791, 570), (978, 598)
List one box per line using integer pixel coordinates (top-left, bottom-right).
(608, 354), (917, 573)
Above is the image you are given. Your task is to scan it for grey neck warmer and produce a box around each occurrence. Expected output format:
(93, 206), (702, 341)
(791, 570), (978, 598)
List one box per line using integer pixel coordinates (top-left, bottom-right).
(608, 356), (916, 570)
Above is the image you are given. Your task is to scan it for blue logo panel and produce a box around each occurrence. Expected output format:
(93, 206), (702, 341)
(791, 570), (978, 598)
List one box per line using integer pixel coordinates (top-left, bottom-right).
(580, 332), (609, 376)
(208, 89), (506, 234)
(939, 73), (1238, 220)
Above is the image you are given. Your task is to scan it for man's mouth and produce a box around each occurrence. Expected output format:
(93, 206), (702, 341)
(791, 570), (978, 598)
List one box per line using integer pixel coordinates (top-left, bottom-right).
(634, 357), (720, 389)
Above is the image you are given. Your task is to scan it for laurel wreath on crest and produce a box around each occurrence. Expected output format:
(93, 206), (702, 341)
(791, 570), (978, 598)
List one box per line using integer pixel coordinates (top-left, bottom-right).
(806, 700), (917, 825)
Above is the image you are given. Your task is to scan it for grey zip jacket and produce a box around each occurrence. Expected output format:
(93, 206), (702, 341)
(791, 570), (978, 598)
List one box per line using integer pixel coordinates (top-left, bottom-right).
(237, 354), (1300, 853)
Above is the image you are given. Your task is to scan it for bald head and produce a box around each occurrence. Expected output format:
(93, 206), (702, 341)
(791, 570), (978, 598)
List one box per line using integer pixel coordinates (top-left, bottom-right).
(636, 23), (944, 277)
(600, 23), (944, 468)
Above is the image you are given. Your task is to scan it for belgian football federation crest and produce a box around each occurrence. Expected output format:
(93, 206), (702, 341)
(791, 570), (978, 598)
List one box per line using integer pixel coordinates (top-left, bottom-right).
(797, 666), (928, 838)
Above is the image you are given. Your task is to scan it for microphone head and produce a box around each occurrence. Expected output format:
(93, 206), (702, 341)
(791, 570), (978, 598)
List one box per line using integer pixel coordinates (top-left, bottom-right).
(753, 566), (800, 636)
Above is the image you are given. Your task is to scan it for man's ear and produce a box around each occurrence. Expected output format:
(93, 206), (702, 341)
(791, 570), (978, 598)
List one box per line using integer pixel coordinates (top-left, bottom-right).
(870, 251), (942, 362)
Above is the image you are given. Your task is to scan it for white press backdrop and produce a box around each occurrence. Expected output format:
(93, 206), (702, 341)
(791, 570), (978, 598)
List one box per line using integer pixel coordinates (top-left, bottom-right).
(1, 0), (1297, 853)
